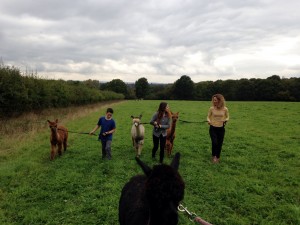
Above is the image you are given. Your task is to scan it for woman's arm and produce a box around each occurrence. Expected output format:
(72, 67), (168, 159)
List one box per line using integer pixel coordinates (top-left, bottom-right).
(224, 107), (229, 122)
(150, 113), (158, 126)
(207, 107), (213, 124)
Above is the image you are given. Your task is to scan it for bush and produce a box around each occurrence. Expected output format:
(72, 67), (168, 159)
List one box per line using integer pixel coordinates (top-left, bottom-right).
(0, 65), (124, 118)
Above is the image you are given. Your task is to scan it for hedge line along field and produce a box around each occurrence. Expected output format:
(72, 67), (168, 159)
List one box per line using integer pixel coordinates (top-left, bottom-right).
(0, 100), (299, 225)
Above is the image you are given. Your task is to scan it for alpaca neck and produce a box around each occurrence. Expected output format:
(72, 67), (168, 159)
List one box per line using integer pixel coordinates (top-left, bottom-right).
(170, 121), (177, 135)
(51, 129), (59, 142)
(135, 124), (141, 137)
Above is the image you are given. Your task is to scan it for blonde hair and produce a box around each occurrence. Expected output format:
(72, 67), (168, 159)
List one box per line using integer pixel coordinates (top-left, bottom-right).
(212, 94), (226, 108)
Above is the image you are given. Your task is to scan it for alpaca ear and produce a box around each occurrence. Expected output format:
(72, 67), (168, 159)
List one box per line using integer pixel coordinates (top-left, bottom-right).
(55, 119), (58, 123)
(47, 120), (50, 123)
(139, 114), (142, 119)
(170, 152), (180, 171)
(131, 115), (134, 118)
(135, 157), (152, 177)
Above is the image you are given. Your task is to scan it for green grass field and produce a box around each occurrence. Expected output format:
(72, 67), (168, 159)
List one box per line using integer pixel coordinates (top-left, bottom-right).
(0, 100), (299, 225)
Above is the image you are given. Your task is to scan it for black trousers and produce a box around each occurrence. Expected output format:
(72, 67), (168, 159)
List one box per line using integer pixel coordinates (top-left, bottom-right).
(152, 134), (166, 163)
(209, 125), (225, 158)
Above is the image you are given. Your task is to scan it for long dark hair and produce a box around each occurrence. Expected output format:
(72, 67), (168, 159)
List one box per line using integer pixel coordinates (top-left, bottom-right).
(157, 102), (171, 120)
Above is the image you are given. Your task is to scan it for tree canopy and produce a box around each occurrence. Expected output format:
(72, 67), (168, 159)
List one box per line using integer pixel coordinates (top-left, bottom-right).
(2, 62), (300, 119)
(171, 75), (195, 100)
(100, 79), (129, 98)
(135, 77), (150, 99)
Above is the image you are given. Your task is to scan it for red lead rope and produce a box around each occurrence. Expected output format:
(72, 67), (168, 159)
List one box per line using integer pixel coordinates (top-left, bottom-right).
(194, 216), (213, 225)
(178, 204), (213, 225)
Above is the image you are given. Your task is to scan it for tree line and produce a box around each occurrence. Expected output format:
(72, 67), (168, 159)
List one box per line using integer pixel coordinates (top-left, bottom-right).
(1, 64), (299, 117)
(101, 75), (300, 101)
(0, 65), (124, 117)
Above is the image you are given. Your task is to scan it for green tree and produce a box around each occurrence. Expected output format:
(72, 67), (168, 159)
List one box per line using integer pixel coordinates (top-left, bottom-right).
(83, 79), (100, 89)
(194, 81), (215, 100)
(171, 75), (195, 100)
(284, 78), (300, 101)
(147, 84), (172, 100)
(253, 76), (283, 101)
(0, 66), (28, 116)
(235, 79), (255, 100)
(101, 79), (129, 98)
(135, 77), (149, 99)
(220, 79), (237, 100)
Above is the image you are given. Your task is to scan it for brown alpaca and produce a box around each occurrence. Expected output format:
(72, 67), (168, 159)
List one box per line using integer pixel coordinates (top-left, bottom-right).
(47, 119), (68, 160)
(165, 112), (179, 157)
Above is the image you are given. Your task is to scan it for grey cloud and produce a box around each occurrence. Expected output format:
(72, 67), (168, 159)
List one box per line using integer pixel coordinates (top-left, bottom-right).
(1, 0), (299, 83)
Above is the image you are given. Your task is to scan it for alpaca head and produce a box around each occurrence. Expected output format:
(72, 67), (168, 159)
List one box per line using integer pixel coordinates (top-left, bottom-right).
(135, 153), (185, 224)
(171, 112), (179, 122)
(131, 115), (142, 127)
(47, 119), (58, 132)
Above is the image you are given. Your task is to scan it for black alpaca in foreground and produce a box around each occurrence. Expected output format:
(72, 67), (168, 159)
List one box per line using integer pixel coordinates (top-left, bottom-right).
(119, 153), (185, 225)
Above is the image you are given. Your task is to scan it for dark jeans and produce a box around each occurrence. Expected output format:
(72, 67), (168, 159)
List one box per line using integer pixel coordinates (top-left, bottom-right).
(152, 134), (166, 163)
(209, 125), (225, 158)
(101, 140), (112, 159)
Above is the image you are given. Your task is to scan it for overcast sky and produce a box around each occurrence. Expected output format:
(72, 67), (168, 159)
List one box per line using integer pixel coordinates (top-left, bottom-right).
(1, 0), (300, 83)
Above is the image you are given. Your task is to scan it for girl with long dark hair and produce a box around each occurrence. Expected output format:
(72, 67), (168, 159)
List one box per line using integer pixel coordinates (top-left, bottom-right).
(150, 102), (172, 163)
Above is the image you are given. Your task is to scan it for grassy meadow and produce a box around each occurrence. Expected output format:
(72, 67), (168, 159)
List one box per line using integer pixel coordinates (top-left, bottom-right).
(0, 100), (299, 225)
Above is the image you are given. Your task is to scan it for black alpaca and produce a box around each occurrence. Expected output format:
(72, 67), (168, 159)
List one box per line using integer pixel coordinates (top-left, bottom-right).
(119, 153), (185, 225)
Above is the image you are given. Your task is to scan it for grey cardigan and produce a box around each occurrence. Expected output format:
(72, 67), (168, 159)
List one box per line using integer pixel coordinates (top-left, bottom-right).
(149, 112), (171, 137)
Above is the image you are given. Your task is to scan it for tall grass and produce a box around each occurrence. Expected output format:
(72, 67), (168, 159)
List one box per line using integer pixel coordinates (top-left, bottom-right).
(0, 100), (299, 224)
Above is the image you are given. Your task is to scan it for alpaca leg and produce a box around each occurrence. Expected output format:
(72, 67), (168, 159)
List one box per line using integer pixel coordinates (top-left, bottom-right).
(135, 144), (139, 157)
(169, 145), (172, 157)
(165, 140), (171, 157)
(58, 143), (62, 156)
(165, 141), (169, 155)
(63, 139), (67, 152)
(164, 144), (168, 157)
(170, 136), (175, 156)
(169, 139), (173, 156)
(138, 140), (144, 157)
(133, 141), (137, 156)
(50, 145), (56, 160)
(137, 145), (142, 157)
(65, 133), (68, 149)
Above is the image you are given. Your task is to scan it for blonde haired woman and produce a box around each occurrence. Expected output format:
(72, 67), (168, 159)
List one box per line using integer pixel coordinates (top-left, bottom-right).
(207, 94), (229, 163)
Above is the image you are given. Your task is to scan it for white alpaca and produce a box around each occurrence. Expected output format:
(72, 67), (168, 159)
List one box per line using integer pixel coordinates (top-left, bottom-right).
(131, 115), (145, 157)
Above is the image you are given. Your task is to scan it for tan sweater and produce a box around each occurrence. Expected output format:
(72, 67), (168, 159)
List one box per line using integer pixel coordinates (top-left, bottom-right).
(207, 106), (229, 127)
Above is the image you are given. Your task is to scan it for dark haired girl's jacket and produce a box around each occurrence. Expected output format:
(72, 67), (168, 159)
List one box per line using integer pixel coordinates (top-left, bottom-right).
(150, 112), (171, 137)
